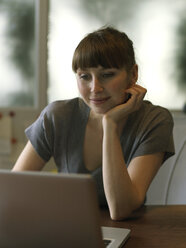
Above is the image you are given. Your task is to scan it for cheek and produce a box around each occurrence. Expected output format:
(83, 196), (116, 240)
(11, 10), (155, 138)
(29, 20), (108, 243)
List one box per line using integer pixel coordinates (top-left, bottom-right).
(77, 82), (89, 96)
(110, 83), (123, 92)
(109, 81), (128, 96)
(109, 81), (129, 102)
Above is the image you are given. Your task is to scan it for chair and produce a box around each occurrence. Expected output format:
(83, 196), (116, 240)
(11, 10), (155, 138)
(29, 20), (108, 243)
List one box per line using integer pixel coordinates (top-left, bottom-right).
(146, 113), (186, 205)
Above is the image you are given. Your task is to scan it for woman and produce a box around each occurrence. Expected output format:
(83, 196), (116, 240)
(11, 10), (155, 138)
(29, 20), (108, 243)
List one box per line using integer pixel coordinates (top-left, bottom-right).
(13, 26), (175, 220)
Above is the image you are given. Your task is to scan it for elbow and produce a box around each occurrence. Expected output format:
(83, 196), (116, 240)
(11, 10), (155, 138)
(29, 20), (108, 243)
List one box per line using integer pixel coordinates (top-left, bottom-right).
(109, 198), (144, 221)
(110, 206), (134, 221)
(108, 200), (132, 220)
(110, 211), (131, 221)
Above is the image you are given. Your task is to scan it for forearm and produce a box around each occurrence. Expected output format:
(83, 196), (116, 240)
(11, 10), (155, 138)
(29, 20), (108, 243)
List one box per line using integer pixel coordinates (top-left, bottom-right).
(102, 119), (142, 220)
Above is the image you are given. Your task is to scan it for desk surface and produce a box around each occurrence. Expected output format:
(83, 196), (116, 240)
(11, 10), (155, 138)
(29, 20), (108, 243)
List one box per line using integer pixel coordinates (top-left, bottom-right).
(101, 205), (186, 248)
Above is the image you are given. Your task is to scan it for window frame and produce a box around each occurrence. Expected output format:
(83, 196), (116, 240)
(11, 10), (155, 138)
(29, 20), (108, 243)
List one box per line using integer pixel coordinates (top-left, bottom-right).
(0, 0), (49, 157)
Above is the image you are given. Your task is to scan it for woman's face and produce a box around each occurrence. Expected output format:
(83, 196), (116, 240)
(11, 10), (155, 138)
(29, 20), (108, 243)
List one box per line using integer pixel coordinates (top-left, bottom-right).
(76, 66), (137, 115)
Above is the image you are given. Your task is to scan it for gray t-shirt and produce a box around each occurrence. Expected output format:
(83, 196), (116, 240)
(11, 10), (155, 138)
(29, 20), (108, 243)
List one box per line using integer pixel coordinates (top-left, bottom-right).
(25, 98), (175, 206)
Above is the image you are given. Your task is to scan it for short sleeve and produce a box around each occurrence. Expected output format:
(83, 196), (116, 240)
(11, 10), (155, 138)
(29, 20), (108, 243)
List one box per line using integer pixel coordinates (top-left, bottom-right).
(25, 105), (55, 162)
(132, 107), (175, 162)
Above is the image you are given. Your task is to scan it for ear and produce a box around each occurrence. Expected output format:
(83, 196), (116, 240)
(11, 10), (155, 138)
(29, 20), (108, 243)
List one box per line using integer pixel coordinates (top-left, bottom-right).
(131, 64), (138, 85)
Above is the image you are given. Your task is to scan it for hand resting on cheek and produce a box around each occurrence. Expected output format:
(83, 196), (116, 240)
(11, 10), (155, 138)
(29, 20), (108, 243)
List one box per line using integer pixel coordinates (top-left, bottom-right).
(103, 84), (147, 125)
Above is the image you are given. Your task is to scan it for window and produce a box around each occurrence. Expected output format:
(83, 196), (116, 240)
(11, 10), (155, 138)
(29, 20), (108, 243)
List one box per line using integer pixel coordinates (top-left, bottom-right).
(0, 0), (36, 107)
(48, 0), (186, 110)
(0, 0), (48, 169)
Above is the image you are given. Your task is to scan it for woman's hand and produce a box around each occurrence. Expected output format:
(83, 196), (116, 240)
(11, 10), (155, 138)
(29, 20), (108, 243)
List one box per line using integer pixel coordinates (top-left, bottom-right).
(103, 84), (147, 125)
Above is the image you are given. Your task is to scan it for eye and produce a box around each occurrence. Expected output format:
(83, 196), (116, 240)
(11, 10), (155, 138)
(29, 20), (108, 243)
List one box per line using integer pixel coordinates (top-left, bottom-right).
(79, 74), (90, 80)
(102, 71), (115, 78)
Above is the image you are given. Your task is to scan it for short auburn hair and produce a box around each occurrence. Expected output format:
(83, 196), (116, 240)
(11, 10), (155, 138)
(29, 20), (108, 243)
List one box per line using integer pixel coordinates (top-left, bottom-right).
(72, 26), (136, 73)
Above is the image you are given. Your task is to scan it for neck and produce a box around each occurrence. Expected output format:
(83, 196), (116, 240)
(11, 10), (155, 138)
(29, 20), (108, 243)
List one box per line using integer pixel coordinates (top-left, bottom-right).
(90, 109), (103, 120)
(88, 110), (103, 129)
(89, 110), (128, 136)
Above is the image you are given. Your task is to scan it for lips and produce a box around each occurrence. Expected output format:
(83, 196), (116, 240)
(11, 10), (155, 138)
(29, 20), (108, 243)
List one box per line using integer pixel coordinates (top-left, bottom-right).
(89, 96), (111, 104)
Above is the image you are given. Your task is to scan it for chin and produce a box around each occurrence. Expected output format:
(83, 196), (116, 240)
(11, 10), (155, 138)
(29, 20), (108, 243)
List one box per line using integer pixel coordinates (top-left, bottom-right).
(92, 105), (114, 115)
(92, 108), (106, 115)
(89, 100), (121, 115)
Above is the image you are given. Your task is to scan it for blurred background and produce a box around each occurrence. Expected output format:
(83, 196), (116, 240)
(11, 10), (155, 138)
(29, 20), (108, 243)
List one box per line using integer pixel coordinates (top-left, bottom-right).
(0, 0), (186, 170)
(0, 0), (186, 109)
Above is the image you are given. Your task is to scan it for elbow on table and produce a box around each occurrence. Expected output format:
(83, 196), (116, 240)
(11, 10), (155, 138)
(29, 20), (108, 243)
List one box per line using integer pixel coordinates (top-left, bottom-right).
(110, 207), (133, 221)
(109, 199), (144, 221)
(110, 212), (130, 221)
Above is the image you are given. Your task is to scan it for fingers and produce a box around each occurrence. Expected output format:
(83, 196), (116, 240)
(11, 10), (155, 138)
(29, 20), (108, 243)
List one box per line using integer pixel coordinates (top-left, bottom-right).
(103, 85), (147, 125)
(125, 85), (147, 110)
(125, 85), (147, 98)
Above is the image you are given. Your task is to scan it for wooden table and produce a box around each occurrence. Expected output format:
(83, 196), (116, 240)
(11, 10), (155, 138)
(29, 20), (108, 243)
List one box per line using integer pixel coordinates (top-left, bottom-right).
(101, 205), (186, 248)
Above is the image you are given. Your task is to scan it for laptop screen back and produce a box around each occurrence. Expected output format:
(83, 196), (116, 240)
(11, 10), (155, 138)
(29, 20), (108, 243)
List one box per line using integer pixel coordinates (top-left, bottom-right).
(0, 170), (104, 248)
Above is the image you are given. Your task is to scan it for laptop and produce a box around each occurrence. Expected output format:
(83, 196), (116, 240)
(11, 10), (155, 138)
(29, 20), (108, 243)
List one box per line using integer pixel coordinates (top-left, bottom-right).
(0, 170), (130, 247)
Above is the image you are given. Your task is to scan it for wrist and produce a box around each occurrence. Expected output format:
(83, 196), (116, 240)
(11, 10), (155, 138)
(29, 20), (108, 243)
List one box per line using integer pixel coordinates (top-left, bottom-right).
(102, 114), (128, 137)
(102, 115), (118, 133)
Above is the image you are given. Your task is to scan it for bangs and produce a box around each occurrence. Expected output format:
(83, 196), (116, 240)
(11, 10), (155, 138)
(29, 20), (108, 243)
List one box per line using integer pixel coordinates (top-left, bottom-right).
(72, 37), (129, 72)
(72, 27), (135, 72)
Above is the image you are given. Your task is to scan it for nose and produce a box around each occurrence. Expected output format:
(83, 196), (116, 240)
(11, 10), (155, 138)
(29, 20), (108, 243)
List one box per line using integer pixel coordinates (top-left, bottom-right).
(90, 77), (103, 93)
